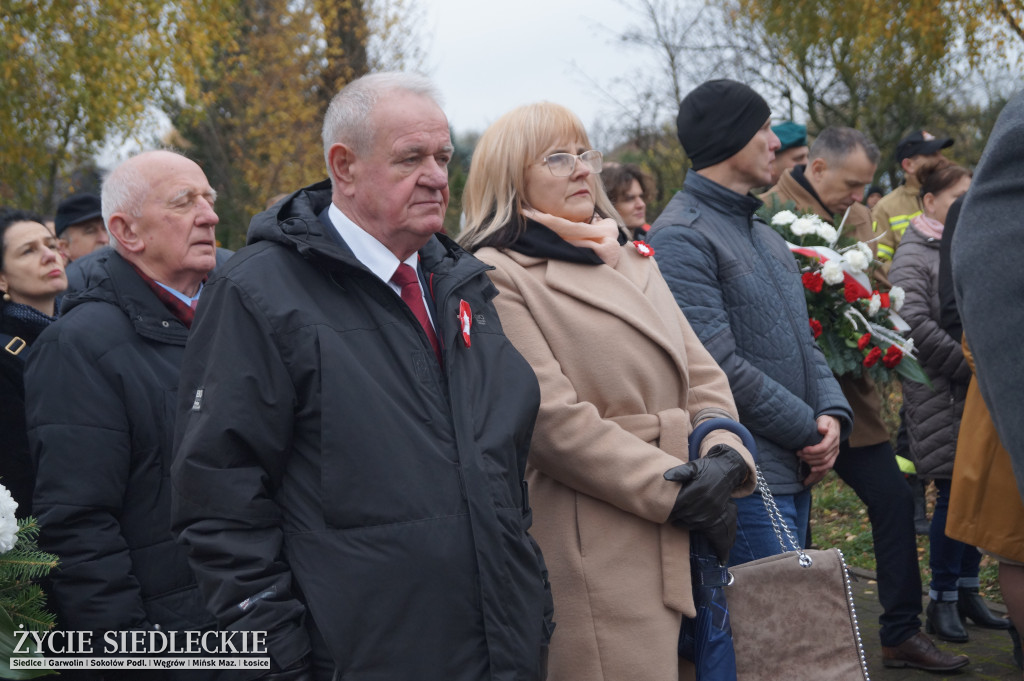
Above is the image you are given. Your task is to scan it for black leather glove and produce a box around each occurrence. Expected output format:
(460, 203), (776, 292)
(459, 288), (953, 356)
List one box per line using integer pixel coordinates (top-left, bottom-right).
(664, 444), (749, 562)
(262, 656), (314, 681)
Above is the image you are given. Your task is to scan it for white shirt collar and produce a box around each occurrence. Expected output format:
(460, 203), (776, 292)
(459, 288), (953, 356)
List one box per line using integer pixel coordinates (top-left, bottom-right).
(328, 203), (420, 286)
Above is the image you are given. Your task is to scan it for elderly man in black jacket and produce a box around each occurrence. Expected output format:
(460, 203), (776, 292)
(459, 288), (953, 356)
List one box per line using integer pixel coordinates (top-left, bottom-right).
(170, 72), (553, 681)
(25, 150), (226, 679)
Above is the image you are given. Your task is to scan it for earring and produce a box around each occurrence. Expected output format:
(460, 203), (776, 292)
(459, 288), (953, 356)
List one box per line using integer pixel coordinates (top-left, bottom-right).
(2, 292), (10, 302)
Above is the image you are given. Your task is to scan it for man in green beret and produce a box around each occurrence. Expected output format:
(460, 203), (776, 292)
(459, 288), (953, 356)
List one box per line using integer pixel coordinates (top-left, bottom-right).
(768, 120), (808, 187)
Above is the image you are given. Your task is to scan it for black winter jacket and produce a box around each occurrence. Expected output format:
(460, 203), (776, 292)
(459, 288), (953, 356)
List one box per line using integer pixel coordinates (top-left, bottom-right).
(24, 251), (218, 646)
(649, 172), (852, 494)
(171, 181), (553, 680)
(1, 301), (55, 517)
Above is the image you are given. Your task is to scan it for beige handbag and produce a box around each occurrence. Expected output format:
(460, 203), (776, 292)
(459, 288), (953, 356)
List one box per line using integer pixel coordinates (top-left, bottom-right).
(726, 468), (871, 680)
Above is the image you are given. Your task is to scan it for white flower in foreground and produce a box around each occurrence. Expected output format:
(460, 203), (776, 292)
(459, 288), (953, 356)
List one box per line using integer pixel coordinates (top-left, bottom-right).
(0, 484), (19, 554)
(890, 286), (906, 312)
(855, 242), (873, 260)
(821, 260), (845, 285)
(790, 216), (819, 236)
(845, 249), (869, 272)
(772, 210), (798, 226)
(817, 223), (838, 244)
(868, 293), (882, 316)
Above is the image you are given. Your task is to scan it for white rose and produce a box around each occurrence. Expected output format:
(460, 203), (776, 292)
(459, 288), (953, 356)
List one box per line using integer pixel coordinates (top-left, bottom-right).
(790, 216), (817, 236)
(817, 223), (838, 244)
(845, 249), (868, 272)
(868, 293), (882, 316)
(772, 210), (798, 226)
(0, 484), (19, 554)
(890, 286), (906, 312)
(821, 260), (844, 285)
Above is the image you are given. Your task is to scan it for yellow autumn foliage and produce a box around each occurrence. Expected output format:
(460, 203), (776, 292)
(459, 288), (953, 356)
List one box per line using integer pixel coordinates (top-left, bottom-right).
(0, 0), (233, 210)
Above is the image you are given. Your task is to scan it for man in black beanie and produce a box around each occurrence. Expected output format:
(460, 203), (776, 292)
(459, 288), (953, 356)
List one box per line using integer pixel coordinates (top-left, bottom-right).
(649, 79), (854, 569)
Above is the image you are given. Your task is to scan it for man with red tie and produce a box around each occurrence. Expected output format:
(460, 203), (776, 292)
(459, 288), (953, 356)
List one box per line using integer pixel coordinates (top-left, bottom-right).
(171, 72), (554, 681)
(26, 150), (228, 679)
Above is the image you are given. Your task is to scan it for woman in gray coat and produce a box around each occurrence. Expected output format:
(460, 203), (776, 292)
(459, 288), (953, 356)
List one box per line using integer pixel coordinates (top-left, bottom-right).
(891, 161), (1007, 642)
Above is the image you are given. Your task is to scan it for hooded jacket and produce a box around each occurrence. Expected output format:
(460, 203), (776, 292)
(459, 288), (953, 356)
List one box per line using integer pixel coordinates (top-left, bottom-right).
(24, 250), (219, 657)
(649, 172), (852, 494)
(171, 180), (552, 680)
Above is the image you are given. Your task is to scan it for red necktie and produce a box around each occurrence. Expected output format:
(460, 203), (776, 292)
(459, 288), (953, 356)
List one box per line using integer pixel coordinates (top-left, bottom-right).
(391, 263), (442, 365)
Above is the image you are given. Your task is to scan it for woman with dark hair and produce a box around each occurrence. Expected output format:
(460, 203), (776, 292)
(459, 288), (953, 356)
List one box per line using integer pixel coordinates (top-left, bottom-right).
(890, 162), (1009, 641)
(0, 208), (68, 516)
(600, 162), (656, 241)
(458, 102), (755, 680)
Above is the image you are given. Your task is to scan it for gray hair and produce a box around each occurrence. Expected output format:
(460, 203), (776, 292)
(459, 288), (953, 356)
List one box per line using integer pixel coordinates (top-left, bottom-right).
(809, 127), (881, 166)
(321, 71), (443, 167)
(101, 153), (159, 224)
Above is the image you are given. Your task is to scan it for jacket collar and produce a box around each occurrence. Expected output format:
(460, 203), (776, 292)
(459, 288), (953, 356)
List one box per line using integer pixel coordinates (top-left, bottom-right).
(64, 250), (192, 345)
(499, 246), (691, 375)
(252, 181), (492, 305)
(683, 171), (763, 219)
(769, 167), (834, 223)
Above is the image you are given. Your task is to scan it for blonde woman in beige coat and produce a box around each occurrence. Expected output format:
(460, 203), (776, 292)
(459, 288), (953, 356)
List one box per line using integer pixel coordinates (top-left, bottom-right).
(458, 102), (756, 681)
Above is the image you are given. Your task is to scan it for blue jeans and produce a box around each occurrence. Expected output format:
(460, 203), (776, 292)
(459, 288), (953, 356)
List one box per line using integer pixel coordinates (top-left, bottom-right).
(728, 488), (811, 567)
(929, 478), (982, 601)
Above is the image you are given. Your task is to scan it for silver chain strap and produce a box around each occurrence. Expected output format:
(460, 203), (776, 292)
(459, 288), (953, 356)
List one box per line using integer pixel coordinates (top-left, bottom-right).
(755, 465), (813, 567)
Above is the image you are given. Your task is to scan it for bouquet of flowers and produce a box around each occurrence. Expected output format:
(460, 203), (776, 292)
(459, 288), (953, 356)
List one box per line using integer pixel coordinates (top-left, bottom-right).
(764, 207), (930, 385)
(0, 483), (58, 678)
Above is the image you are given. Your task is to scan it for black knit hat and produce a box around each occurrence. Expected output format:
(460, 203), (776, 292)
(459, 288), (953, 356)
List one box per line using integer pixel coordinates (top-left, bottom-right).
(676, 80), (771, 170)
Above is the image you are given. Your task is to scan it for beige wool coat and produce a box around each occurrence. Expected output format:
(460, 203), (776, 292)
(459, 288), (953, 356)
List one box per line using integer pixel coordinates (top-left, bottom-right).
(476, 241), (756, 681)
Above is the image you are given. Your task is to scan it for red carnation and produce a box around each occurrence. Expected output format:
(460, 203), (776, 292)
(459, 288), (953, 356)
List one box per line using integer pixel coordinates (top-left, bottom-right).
(863, 346), (883, 368)
(882, 345), (903, 369)
(844, 280), (864, 303)
(802, 272), (824, 293)
(857, 333), (872, 350)
(879, 292), (890, 309)
(809, 318), (823, 339)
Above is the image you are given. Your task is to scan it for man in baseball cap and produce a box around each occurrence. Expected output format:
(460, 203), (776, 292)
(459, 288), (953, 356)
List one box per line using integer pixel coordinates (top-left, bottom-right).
(55, 193), (109, 261)
(872, 130), (954, 270)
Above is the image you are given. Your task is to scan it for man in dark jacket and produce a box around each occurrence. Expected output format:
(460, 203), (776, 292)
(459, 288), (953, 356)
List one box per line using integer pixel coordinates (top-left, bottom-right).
(171, 72), (553, 681)
(648, 80), (853, 568)
(25, 150), (225, 679)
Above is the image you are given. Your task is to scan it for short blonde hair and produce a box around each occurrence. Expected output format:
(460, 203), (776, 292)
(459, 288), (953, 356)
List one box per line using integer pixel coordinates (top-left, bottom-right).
(458, 102), (623, 252)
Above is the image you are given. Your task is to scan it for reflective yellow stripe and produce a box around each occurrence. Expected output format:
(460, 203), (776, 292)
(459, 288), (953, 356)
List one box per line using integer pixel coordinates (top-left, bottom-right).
(895, 454), (917, 475)
(887, 210), (922, 235)
(878, 244), (895, 261)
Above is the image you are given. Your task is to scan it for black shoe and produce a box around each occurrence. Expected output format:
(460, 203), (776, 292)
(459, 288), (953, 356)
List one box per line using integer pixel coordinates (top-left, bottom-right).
(1009, 624), (1022, 669)
(958, 587), (1012, 629)
(926, 599), (969, 642)
(882, 632), (970, 672)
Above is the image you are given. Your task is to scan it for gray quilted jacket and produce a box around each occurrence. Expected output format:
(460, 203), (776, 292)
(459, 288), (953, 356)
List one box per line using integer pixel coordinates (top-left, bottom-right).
(649, 172), (852, 494)
(889, 224), (970, 479)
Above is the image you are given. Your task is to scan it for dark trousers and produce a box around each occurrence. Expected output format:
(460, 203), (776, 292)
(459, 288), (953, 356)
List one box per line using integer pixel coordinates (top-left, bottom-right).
(833, 439), (922, 647)
(929, 478), (983, 599)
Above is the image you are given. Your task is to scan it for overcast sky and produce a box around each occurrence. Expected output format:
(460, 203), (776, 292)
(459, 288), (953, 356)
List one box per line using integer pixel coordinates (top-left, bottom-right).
(425, 0), (650, 135)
